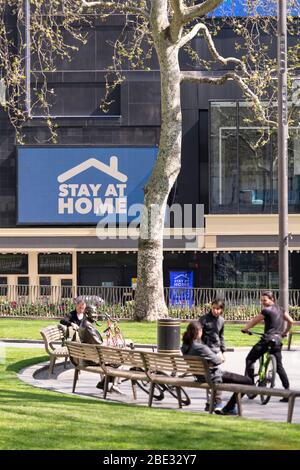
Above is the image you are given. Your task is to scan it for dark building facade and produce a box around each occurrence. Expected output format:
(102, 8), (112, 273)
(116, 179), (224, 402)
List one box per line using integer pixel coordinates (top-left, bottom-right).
(0, 12), (300, 292)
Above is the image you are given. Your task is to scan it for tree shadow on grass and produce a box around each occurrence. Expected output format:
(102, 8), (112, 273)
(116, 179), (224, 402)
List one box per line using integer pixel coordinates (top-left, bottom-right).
(6, 356), (48, 373)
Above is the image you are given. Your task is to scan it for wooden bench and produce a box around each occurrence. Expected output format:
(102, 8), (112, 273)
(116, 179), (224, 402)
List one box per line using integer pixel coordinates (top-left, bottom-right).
(287, 330), (300, 350)
(63, 344), (300, 423)
(96, 345), (149, 400)
(66, 342), (148, 399)
(142, 351), (300, 424)
(40, 325), (69, 376)
(65, 341), (103, 393)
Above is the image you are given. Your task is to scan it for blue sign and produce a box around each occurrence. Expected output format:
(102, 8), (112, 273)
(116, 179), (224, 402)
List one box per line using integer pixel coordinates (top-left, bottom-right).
(211, 1), (298, 17)
(17, 147), (157, 224)
(169, 271), (194, 308)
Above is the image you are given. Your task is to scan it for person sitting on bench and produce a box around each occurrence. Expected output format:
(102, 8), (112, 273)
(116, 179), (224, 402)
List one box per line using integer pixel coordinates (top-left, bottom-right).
(181, 321), (252, 415)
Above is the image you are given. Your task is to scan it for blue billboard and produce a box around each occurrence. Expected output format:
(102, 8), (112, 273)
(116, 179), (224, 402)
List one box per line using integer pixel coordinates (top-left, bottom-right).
(17, 147), (157, 224)
(169, 271), (194, 308)
(211, 1), (298, 17)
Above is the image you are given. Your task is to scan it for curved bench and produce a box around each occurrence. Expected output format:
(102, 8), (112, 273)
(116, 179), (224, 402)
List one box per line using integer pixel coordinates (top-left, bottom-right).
(40, 325), (68, 376)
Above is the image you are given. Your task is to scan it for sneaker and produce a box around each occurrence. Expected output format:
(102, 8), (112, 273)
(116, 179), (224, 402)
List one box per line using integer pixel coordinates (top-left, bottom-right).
(96, 380), (105, 390)
(279, 397), (289, 403)
(204, 402), (223, 412)
(215, 406), (238, 416)
(109, 385), (125, 395)
(214, 403), (223, 413)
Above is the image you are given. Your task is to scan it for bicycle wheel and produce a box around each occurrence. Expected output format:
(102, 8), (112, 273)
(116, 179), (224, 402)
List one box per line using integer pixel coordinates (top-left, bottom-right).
(247, 363), (260, 399)
(164, 384), (191, 406)
(259, 355), (276, 405)
(149, 371), (191, 406)
(128, 367), (165, 401)
(135, 380), (165, 401)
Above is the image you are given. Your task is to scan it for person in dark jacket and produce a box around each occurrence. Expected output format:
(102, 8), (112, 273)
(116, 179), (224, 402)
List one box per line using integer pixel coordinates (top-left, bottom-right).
(60, 297), (86, 330)
(181, 322), (252, 415)
(199, 299), (226, 410)
(78, 305), (103, 345)
(79, 306), (121, 393)
(199, 298), (226, 357)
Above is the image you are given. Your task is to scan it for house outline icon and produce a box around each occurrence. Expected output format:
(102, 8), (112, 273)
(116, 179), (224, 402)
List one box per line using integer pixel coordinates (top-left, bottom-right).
(174, 274), (189, 281)
(57, 156), (128, 183)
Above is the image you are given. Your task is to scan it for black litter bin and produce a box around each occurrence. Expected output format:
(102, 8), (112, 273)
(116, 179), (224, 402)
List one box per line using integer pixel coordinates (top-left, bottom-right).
(157, 318), (181, 354)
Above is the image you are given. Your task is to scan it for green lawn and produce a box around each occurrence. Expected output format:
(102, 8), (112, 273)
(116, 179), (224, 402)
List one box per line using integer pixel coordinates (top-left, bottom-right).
(0, 318), (273, 347)
(0, 347), (300, 450)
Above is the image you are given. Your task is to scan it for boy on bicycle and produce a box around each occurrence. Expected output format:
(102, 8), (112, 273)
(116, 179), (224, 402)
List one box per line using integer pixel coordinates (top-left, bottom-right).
(241, 290), (293, 401)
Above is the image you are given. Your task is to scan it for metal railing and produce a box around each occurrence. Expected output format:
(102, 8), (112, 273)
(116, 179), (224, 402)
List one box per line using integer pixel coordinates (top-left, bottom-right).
(1, 285), (300, 320)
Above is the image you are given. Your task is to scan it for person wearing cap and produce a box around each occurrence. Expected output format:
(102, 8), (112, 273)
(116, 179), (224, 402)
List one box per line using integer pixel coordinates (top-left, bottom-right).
(60, 298), (86, 331)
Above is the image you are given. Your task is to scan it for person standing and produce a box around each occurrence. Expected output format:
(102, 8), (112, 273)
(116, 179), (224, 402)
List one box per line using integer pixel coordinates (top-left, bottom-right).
(199, 299), (226, 411)
(242, 290), (293, 402)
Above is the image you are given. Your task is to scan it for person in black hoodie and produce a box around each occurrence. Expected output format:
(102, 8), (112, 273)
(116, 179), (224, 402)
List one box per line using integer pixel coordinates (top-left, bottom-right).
(181, 322), (252, 415)
(199, 299), (226, 410)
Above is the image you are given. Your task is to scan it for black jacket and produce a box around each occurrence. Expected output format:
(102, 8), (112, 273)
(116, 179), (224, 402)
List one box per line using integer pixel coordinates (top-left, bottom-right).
(199, 312), (226, 354)
(60, 310), (82, 328)
(78, 318), (103, 345)
(181, 340), (223, 383)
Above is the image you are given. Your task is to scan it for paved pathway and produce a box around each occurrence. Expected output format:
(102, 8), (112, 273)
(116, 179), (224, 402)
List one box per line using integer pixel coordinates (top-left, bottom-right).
(14, 343), (300, 424)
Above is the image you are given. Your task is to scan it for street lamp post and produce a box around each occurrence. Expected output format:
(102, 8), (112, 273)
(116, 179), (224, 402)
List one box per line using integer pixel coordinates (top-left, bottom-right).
(277, 0), (289, 312)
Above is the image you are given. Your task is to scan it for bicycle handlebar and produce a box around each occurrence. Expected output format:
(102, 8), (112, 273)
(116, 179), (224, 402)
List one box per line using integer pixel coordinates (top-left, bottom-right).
(241, 330), (263, 336)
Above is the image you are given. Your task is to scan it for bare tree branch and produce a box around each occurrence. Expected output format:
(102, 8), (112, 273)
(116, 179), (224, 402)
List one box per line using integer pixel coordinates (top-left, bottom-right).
(177, 22), (202, 48)
(182, 0), (224, 24)
(181, 71), (277, 126)
(81, 0), (150, 19)
(170, 0), (184, 17)
(196, 23), (249, 75)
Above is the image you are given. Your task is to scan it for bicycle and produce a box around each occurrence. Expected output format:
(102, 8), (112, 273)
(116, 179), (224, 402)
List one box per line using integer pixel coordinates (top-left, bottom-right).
(96, 313), (127, 348)
(96, 314), (191, 405)
(133, 371), (191, 405)
(242, 330), (277, 405)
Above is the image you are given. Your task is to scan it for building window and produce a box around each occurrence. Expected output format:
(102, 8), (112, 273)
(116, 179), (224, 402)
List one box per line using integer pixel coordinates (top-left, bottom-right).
(17, 277), (29, 296)
(0, 254), (28, 274)
(210, 101), (300, 214)
(38, 253), (72, 275)
(0, 277), (8, 296)
(214, 252), (292, 289)
(39, 277), (51, 296)
(61, 279), (73, 298)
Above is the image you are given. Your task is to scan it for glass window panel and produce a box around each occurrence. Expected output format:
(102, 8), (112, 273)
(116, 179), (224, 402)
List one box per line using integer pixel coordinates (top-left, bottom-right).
(238, 129), (272, 213)
(210, 101), (300, 214)
(61, 279), (73, 298)
(17, 277), (29, 296)
(38, 254), (72, 275)
(214, 253), (237, 288)
(39, 276), (51, 296)
(210, 102), (238, 213)
(0, 254), (28, 275)
(0, 277), (8, 296)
